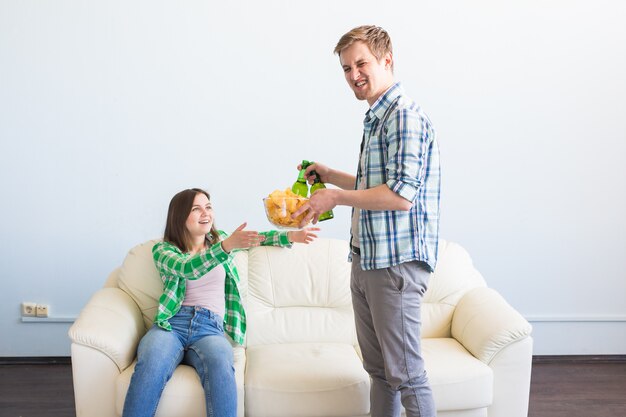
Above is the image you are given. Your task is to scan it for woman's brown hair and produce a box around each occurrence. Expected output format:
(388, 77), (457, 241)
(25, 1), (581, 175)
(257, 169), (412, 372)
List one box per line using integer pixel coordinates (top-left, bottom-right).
(163, 188), (220, 252)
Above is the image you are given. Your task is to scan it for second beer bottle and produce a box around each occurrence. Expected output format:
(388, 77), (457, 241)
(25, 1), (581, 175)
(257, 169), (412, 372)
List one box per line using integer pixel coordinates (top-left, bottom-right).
(300, 160), (334, 222)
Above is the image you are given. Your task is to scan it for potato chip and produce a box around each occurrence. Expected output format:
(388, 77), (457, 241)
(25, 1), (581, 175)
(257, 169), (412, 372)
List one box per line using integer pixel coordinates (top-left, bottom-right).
(263, 189), (311, 229)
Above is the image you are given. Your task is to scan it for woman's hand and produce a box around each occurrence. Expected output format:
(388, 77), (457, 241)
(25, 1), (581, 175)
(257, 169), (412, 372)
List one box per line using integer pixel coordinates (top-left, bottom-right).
(222, 222), (266, 253)
(287, 227), (321, 244)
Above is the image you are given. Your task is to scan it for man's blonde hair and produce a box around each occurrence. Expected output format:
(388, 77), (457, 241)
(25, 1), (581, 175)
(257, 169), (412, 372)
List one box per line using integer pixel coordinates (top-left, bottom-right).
(334, 25), (394, 71)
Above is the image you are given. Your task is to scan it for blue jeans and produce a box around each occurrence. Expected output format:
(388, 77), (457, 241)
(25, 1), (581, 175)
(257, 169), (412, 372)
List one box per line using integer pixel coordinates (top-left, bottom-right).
(122, 306), (236, 417)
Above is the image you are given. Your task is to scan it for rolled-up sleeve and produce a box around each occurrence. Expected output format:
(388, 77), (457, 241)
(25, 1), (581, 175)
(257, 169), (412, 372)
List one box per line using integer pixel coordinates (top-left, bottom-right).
(385, 108), (432, 203)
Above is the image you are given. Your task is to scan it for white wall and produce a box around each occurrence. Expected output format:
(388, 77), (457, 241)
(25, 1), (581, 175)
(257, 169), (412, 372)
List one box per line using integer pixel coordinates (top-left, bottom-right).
(1, 0), (624, 357)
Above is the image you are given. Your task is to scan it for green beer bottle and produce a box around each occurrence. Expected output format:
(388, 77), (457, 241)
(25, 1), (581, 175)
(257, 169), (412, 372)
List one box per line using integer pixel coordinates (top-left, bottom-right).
(303, 160), (334, 222)
(291, 164), (309, 198)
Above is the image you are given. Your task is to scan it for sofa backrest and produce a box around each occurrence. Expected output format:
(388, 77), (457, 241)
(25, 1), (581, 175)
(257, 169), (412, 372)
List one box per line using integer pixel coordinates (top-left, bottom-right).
(112, 237), (486, 343)
(116, 238), (249, 334)
(422, 240), (487, 338)
(117, 239), (162, 331)
(244, 238), (355, 347)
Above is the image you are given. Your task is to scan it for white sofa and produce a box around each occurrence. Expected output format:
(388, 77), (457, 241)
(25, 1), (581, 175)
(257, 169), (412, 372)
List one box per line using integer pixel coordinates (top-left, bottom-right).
(68, 238), (532, 417)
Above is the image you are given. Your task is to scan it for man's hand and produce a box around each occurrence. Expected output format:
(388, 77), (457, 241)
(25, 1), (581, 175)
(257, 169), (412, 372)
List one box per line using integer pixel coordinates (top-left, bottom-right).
(292, 188), (339, 228)
(299, 161), (331, 185)
(287, 227), (321, 244)
(296, 161), (356, 190)
(221, 223), (266, 253)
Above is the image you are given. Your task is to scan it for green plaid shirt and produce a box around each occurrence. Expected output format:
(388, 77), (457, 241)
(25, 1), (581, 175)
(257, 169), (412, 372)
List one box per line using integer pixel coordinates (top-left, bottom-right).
(152, 230), (291, 345)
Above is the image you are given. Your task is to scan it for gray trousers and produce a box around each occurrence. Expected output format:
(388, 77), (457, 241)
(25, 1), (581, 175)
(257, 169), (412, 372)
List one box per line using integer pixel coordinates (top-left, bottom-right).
(351, 254), (436, 417)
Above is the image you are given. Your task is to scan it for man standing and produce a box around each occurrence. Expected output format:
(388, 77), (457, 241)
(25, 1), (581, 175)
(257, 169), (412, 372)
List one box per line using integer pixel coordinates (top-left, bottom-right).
(294, 25), (440, 417)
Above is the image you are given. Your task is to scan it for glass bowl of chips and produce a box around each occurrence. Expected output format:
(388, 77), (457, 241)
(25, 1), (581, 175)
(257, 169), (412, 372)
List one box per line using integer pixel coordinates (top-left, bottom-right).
(263, 189), (310, 229)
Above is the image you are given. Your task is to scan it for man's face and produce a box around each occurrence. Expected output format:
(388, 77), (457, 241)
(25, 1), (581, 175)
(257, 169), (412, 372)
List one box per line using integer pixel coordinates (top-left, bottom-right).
(339, 41), (394, 106)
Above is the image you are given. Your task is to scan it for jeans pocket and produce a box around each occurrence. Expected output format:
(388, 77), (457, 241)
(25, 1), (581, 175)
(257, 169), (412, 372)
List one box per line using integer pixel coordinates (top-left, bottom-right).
(198, 309), (224, 335)
(385, 265), (406, 293)
(170, 309), (192, 333)
(213, 314), (224, 333)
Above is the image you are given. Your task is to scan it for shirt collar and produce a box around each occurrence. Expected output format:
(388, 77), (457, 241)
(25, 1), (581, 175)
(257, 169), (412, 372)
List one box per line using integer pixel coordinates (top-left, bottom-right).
(365, 82), (403, 122)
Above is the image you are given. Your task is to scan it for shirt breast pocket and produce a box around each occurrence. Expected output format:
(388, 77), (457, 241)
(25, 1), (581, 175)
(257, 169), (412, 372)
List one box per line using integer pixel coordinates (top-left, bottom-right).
(363, 134), (387, 183)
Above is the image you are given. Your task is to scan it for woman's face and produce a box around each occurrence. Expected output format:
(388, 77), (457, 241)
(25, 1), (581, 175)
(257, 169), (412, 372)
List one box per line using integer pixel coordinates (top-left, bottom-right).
(185, 193), (214, 238)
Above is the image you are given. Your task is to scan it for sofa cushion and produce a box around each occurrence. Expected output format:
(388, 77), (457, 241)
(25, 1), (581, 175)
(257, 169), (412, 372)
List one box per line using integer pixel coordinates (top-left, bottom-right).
(116, 362), (205, 417)
(115, 345), (246, 417)
(244, 342), (369, 417)
(423, 338), (493, 411)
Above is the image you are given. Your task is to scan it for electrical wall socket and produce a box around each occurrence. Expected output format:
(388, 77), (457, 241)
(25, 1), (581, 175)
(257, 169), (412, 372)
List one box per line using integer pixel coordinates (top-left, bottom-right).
(36, 304), (49, 317)
(22, 302), (37, 317)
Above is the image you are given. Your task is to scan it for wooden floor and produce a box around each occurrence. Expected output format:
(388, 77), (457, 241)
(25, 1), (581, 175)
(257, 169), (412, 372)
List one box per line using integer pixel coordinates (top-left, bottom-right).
(0, 362), (75, 417)
(0, 358), (625, 417)
(528, 357), (626, 417)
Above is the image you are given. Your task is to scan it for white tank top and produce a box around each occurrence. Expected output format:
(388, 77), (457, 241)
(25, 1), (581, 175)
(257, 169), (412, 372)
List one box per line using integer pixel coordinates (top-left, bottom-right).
(182, 264), (226, 319)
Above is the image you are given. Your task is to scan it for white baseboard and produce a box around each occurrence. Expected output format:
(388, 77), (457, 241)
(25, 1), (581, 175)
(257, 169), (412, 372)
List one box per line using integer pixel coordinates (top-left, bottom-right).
(21, 316), (76, 323)
(525, 315), (626, 323)
(528, 319), (626, 355)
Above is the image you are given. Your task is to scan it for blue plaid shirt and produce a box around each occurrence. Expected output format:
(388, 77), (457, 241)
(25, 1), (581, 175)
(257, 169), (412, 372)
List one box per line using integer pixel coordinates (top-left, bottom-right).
(352, 82), (441, 271)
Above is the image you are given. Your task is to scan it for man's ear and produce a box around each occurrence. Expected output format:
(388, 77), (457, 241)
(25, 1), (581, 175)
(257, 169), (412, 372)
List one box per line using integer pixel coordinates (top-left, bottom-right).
(384, 52), (393, 70)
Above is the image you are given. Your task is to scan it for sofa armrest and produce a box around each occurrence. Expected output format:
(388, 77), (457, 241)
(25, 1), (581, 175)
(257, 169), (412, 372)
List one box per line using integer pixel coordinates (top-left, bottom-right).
(451, 287), (532, 364)
(68, 287), (145, 372)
